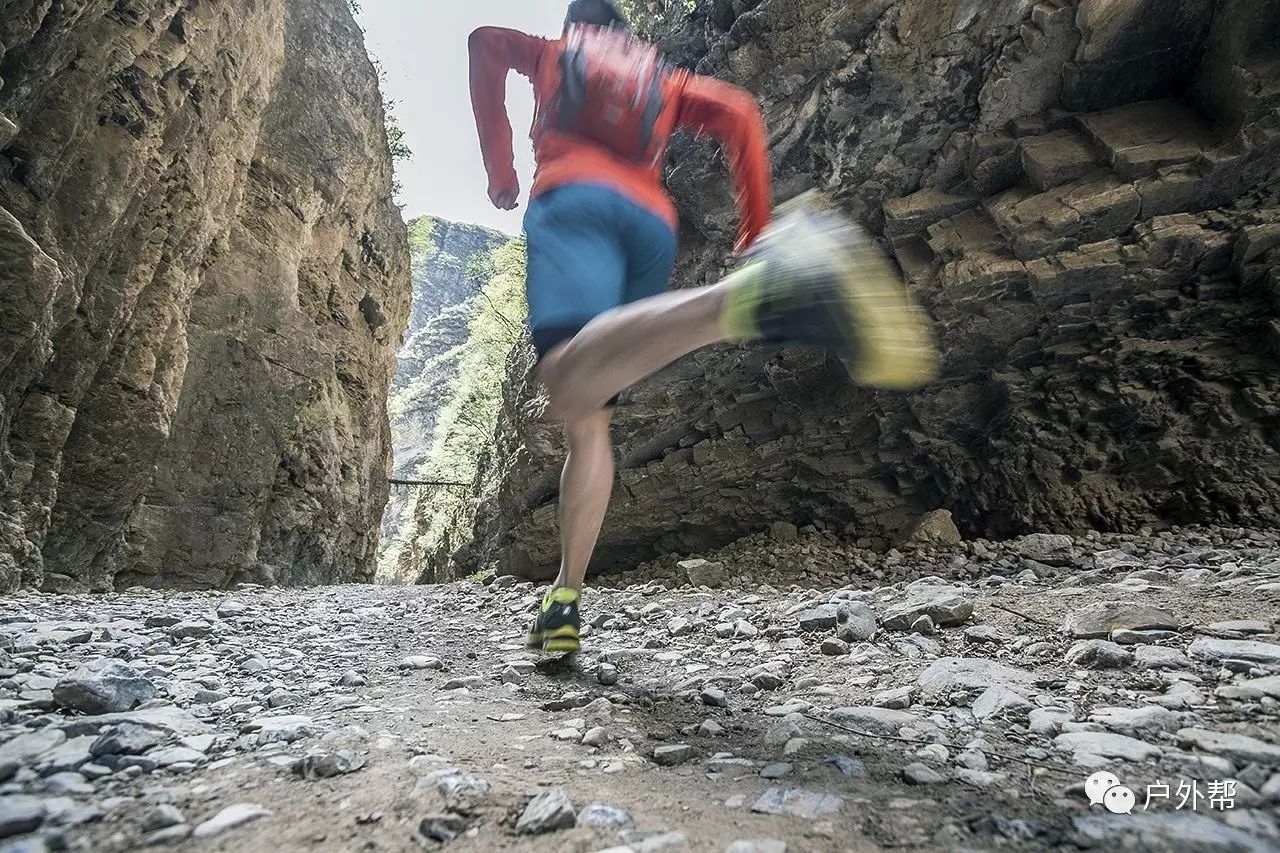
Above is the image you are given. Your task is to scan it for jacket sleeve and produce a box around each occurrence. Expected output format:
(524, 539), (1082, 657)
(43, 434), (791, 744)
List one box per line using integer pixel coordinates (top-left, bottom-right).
(468, 27), (545, 199)
(674, 73), (772, 253)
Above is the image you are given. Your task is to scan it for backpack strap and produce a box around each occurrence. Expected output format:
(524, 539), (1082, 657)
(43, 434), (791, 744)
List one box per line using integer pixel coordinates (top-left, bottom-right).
(557, 43), (589, 126)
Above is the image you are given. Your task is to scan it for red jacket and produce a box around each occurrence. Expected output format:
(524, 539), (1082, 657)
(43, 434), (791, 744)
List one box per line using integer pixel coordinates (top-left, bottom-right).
(468, 26), (772, 253)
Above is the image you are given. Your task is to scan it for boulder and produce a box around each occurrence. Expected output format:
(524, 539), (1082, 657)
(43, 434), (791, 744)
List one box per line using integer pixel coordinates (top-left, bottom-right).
(828, 706), (920, 735)
(1188, 638), (1280, 665)
(1064, 602), (1180, 638)
(53, 660), (157, 714)
(917, 657), (1037, 701)
(679, 559), (727, 588)
(516, 788), (576, 835)
(1054, 731), (1162, 764)
(881, 585), (974, 631)
(1015, 533), (1074, 564)
(895, 510), (962, 547)
(1065, 639), (1133, 669)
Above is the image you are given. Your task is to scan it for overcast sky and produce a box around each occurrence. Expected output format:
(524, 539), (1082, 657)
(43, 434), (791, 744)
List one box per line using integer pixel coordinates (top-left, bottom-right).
(359, 0), (570, 235)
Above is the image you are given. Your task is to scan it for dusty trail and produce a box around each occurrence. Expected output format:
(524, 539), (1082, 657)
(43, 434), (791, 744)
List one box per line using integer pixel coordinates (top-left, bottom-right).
(1, 531), (1279, 852)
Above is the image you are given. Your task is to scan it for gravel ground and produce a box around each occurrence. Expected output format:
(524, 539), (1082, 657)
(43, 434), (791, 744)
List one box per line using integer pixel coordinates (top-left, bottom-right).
(1, 529), (1279, 852)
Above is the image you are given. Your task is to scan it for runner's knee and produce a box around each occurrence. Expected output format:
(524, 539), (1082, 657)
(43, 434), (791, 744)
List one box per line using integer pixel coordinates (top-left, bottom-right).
(564, 407), (612, 448)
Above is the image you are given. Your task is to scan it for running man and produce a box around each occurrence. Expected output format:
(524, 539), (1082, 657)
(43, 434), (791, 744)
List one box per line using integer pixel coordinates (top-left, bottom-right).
(468, 0), (935, 653)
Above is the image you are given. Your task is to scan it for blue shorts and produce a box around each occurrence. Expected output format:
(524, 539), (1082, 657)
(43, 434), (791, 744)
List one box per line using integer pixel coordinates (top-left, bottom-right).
(524, 183), (678, 358)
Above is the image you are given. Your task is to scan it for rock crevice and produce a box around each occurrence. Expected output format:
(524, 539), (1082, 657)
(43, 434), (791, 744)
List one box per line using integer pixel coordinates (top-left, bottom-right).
(380, 217), (514, 583)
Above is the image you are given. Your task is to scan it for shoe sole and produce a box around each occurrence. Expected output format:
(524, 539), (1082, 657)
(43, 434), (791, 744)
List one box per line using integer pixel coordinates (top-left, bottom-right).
(772, 194), (938, 390)
(525, 624), (581, 654)
(835, 233), (938, 389)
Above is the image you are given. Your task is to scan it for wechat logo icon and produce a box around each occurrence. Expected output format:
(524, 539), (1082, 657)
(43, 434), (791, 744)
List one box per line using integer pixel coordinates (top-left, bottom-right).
(1085, 770), (1136, 815)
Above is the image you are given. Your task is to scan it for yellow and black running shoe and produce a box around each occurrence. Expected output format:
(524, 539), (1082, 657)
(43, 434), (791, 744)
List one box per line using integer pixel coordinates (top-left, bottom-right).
(722, 191), (938, 390)
(525, 587), (581, 654)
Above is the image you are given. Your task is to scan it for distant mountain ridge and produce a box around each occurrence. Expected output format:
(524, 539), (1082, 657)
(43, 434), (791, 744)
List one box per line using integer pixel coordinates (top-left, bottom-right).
(379, 216), (515, 581)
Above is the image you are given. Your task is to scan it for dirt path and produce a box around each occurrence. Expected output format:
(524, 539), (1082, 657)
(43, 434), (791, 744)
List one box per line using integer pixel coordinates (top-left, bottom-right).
(2, 532), (1279, 852)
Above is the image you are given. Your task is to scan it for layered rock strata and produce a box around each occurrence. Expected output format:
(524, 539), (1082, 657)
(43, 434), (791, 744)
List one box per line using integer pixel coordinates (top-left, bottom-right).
(457, 0), (1280, 580)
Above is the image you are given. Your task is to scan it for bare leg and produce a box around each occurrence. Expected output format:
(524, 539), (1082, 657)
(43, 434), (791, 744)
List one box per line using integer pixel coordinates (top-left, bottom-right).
(538, 265), (759, 592)
(551, 407), (614, 591)
(539, 270), (754, 422)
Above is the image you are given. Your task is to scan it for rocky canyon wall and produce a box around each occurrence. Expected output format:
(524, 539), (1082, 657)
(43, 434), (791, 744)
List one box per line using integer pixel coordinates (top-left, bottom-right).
(456, 0), (1280, 581)
(0, 0), (409, 591)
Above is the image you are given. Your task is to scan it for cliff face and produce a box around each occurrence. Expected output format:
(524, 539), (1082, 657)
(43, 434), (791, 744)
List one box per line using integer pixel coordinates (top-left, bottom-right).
(459, 0), (1280, 580)
(0, 0), (409, 591)
(379, 216), (512, 581)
